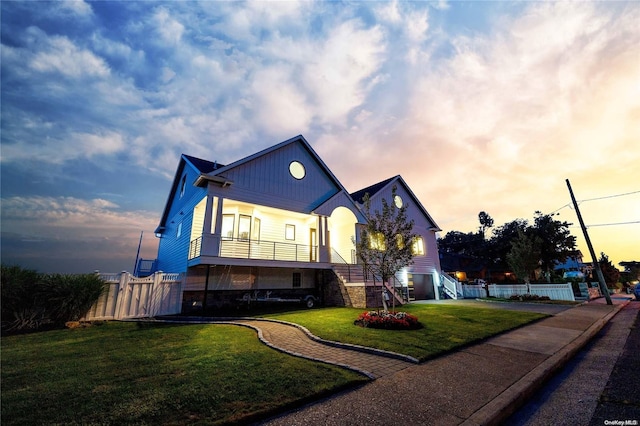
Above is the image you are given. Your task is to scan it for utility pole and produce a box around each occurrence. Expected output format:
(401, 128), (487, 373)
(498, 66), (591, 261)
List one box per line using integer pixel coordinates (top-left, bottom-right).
(133, 231), (143, 276)
(565, 179), (612, 305)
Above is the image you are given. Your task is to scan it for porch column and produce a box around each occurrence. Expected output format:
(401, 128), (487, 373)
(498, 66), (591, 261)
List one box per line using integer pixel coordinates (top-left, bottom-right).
(202, 196), (214, 235)
(200, 196), (218, 256)
(319, 215), (330, 263)
(210, 196), (224, 255)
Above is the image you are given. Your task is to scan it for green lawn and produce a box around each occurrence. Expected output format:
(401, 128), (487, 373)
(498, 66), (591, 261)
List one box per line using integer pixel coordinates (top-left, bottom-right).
(1, 304), (548, 425)
(1, 322), (367, 426)
(264, 304), (548, 361)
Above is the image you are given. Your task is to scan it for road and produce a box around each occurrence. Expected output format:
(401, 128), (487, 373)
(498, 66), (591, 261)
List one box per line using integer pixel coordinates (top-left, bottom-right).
(507, 296), (640, 425)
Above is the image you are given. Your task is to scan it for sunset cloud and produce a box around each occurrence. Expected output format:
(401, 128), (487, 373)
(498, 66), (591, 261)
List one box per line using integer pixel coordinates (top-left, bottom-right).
(1, 1), (638, 272)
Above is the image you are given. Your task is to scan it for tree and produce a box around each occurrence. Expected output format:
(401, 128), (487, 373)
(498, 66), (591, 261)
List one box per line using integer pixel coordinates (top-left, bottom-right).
(531, 211), (576, 282)
(506, 229), (542, 287)
(598, 252), (620, 288)
(488, 218), (529, 271)
(478, 211), (494, 240)
(354, 186), (418, 311)
(437, 230), (485, 256)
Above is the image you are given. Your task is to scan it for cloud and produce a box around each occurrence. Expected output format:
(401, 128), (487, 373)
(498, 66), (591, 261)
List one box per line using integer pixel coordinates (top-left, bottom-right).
(150, 7), (184, 45)
(1, 1), (638, 271)
(1, 196), (159, 273)
(318, 2), (640, 246)
(27, 30), (109, 78)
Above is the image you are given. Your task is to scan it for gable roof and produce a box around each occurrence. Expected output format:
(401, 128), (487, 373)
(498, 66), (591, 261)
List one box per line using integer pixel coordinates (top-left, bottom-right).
(156, 135), (368, 232)
(183, 154), (223, 174)
(204, 135), (343, 189)
(155, 154), (220, 233)
(350, 176), (396, 204)
(350, 175), (441, 232)
(199, 135), (363, 214)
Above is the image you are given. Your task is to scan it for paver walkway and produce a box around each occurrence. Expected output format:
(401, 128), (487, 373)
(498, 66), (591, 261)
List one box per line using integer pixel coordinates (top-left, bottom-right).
(220, 319), (415, 379)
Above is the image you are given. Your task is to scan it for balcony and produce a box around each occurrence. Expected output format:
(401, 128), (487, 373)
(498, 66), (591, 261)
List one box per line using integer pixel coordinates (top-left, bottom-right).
(189, 235), (318, 263)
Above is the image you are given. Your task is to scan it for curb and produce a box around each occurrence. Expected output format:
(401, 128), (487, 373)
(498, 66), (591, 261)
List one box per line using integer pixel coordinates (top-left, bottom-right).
(461, 300), (628, 426)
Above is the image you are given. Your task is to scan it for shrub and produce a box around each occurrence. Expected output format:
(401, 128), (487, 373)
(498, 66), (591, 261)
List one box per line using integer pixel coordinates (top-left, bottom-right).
(509, 294), (551, 301)
(41, 273), (107, 324)
(354, 311), (422, 330)
(1, 265), (106, 333)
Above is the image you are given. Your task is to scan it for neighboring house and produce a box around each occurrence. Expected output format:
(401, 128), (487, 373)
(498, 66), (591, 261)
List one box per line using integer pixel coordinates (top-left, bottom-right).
(350, 176), (442, 301)
(554, 250), (591, 279)
(146, 135), (444, 310)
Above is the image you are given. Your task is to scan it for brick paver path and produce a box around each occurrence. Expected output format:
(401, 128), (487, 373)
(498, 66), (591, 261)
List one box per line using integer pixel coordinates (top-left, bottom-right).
(222, 319), (415, 379)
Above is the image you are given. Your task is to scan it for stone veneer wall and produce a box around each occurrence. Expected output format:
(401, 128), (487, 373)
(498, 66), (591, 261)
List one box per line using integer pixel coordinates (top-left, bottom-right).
(321, 271), (386, 309)
(321, 270), (353, 307)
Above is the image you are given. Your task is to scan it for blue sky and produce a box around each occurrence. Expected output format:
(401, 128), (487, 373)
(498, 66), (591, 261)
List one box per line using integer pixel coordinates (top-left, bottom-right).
(2, 0), (639, 274)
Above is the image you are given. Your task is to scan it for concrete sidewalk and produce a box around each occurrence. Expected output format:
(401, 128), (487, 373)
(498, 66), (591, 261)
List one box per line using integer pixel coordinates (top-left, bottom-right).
(258, 296), (630, 426)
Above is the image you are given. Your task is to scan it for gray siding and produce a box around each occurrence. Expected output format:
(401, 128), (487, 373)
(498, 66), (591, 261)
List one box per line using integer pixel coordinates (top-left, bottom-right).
(366, 179), (441, 275)
(216, 141), (340, 213)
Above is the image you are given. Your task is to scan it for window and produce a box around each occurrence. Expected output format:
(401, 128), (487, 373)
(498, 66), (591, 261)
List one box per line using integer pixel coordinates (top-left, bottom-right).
(285, 224), (296, 240)
(179, 175), (187, 198)
(289, 161), (305, 179)
(238, 215), (251, 241)
(369, 232), (385, 251)
(252, 218), (261, 242)
(292, 272), (301, 288)
(221, 214), (235, 240)
(394, 195), (403, 208)
(412, 236), (425, 256)
(176, 222), (182, 239)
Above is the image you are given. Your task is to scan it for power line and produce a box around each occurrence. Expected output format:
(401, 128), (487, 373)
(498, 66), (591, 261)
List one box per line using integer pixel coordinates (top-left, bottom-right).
(580, 190), (640, 202)
(550, 189), (640, 214)
(569, 221), (640, 228)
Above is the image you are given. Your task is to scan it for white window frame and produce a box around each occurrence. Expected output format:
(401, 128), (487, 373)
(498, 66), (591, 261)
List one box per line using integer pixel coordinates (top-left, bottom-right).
(412, 236), (425, 256)
(285, 224), (296, 241)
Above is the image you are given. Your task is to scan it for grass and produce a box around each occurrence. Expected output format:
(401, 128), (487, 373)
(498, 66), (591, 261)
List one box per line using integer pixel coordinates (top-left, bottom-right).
(1, 304), (548, 425)
(1, 322), (367, 426)
(264, 304), (548, 361)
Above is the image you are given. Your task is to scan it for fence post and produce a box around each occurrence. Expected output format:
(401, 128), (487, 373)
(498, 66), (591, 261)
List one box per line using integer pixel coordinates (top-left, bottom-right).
(113, 271), (129, 319)
(151, 271), (163, 316)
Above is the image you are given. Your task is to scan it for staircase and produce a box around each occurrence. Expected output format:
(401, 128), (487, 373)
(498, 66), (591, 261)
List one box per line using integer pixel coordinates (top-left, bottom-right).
(440, 273), (463, 299)
(331, 264), (406, 306)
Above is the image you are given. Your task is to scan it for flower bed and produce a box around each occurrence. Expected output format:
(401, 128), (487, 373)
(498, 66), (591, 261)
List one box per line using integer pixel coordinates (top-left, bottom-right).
(354, 311), (422, 330)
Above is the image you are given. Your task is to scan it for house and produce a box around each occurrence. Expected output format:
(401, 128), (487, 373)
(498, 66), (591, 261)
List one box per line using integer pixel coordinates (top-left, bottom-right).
(147, 135), (445, 310)
(350, 176), (442, 301)
(554, 250), (591, 279)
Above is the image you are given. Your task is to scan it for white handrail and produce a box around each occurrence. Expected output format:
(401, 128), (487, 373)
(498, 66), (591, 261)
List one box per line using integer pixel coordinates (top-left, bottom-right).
(441, 273), (459, 300)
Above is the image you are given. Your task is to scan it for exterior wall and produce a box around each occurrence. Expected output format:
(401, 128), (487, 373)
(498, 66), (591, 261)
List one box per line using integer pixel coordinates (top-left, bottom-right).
(345, 285), (367, 309)
(215, 141), (340, 213)
(156, 162), (208, 274)
(366, 180), (442, 281)
(321, 270), (353, 307)
(184, 265), (316, 292)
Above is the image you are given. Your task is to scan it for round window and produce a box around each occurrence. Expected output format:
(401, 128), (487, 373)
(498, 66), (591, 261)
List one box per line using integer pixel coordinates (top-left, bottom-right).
(289, 161), (306, 180)
(394, 195), (403, 208)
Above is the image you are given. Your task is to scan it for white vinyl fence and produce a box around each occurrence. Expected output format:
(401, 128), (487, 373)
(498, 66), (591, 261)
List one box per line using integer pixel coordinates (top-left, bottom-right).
(83, 271), (184, 320)
(459, 283), (577, 301)
(486, 283), (575, 301)
(461, 284), (486, 299)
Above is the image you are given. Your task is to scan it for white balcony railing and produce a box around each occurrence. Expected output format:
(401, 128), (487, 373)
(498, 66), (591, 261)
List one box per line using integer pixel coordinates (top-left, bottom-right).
(189, 235), (318, 263)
